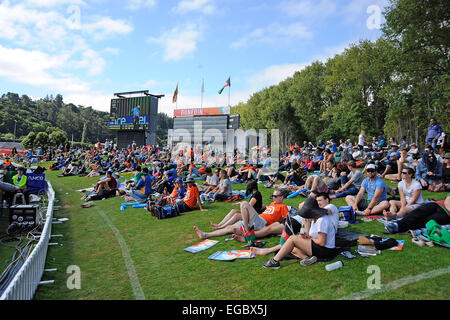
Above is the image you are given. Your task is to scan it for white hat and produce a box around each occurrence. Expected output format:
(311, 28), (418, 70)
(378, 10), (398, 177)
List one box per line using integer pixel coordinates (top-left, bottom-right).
(367, 164), (376, 170)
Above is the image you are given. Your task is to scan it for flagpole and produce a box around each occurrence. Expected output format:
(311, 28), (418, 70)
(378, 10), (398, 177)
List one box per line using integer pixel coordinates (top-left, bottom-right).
(201, 78), (204, 108)
(228, 78), (231, 107)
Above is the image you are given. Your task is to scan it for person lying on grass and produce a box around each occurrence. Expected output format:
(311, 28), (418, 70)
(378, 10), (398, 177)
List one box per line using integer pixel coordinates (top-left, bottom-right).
(193, 188), (288, 240)
(261, 193), (339, 269)
(385, 195), (450, 234)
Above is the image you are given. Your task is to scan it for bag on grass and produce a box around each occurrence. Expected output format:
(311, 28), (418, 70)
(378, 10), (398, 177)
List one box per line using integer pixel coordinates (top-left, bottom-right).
(338, 206), (356, 224)
(425, 220), (450, 245)
(152, 204), (181, 220)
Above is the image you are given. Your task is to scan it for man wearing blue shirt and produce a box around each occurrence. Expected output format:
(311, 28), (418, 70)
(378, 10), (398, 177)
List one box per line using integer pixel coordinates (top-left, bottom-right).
(345, 164), (389, 216)
(426, 118), (442, 151)
(131, 167), (155, 202)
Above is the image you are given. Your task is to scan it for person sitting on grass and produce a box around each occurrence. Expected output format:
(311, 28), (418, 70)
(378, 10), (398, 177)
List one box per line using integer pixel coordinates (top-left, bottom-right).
(208, 180), (263, 231)
(209, 170), (233, 202)
(416, 152), (442, 189)
(84, 170), (118, 201)
(130, 167), (155, 203)
(176, 177), (207, 213)
(385, 195), (450, 235)
(384, 167), (424, 220)
(165, 178), (186, 202)
(345, 163), (389, 216)
(383, 147), (415, 182)
(193, 188), (288, 240)
(379, 144), (400, 178)
(330, 160), (363, 200)
(261, 193), (339, 269)
(303, 173), (329, 196)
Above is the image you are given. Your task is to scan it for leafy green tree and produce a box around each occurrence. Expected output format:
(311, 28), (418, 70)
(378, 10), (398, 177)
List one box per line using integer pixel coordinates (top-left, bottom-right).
(49, 130), (68, 147)
(34, 132), (49, 149)
(22, 131), (36, 149)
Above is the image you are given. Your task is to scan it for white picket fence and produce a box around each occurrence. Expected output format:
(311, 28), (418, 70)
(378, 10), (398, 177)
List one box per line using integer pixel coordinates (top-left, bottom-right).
(0, 181), (55, 300)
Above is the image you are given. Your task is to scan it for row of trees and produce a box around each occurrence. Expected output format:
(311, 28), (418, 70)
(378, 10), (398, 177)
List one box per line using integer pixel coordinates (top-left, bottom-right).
(0, 93), (174, 149)
(0, 93), (114, 145)
(231, 0), (449, 149)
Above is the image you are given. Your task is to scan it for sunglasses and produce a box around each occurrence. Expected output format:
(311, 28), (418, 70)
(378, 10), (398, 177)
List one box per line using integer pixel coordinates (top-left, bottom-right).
(366, 169), (376, 173)
(271, 194), (282, 198)
(401, 171), (409, 174)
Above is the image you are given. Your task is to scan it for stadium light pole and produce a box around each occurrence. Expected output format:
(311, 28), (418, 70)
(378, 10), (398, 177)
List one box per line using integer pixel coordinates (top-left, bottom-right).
(13, 120), (17, 143)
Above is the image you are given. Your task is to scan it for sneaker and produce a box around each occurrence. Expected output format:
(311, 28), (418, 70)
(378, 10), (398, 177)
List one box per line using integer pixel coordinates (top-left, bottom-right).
(300, 255), (317, 266)
(385, 221), (399, 234)
(355, 210), (366, 216)
(262, 257), (280, 269)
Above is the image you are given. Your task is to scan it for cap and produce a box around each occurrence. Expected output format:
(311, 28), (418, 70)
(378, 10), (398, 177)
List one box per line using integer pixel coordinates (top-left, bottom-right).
(175, 178), (183, 183)
(186, 177), (195, 183)
(367, 164), (376, 170)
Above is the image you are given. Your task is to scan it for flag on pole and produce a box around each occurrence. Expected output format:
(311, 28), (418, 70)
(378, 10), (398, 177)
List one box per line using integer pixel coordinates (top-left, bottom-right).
(218, 77), (230, 94)
(172, 83), (178, 104)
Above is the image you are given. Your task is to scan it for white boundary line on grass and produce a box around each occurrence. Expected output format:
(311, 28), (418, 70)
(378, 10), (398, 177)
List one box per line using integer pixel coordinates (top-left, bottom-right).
(339, 266), (450, 300)
(52, 179), (146, 300)
(95, 206), (146, 300)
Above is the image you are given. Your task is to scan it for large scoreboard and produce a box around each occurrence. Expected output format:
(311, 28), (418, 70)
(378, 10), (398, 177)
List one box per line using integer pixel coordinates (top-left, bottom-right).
(109, 91), (163, 147)
(109, 95), (158, 130)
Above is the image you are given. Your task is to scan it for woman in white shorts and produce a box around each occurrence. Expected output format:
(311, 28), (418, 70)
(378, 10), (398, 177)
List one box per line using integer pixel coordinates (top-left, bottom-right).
(384, 167), (424, 220)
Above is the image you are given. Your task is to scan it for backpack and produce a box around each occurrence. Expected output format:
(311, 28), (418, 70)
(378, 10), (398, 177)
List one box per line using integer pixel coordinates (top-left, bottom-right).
(338, 206), (356, 224)
(147, 201), (181, 220)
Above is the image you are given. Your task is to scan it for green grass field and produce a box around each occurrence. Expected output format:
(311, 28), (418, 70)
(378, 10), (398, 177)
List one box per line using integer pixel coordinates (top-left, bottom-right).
(22, 165), (449, 300)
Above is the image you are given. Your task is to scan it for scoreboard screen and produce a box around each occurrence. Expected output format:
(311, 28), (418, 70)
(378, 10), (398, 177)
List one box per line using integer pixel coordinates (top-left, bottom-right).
(109, 96), (158, 130)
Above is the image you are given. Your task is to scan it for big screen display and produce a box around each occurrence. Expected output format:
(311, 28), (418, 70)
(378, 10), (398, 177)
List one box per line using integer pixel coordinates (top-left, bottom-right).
(109, 96), (157, 130)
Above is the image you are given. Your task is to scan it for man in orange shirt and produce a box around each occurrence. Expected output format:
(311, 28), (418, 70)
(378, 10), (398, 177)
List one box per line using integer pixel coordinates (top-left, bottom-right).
(176, 177), (207, 213)
(193, 189), (288, 240)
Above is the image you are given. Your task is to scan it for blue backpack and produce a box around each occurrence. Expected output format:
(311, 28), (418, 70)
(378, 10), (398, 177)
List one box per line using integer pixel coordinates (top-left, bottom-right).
(338, 206), (356, 224)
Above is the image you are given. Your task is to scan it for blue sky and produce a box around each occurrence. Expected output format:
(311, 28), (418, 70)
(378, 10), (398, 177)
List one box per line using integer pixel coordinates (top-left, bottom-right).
(0, 0), (388, 115)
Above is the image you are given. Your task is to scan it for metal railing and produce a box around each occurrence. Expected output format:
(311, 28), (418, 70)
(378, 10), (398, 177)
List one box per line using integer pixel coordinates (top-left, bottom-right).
(0, 181), (55, 300)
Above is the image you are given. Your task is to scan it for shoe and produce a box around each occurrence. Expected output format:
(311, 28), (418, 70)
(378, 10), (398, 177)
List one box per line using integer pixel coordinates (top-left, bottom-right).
(411, 238), (425, 247)
(355, 210), (366, 216)
(300, 255), (317, 266)
(385, 221), (399, 234)
(262, 257), (280, 269)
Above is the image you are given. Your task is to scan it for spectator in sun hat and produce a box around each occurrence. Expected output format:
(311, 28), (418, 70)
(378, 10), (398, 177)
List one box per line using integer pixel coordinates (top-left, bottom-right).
(345, 163), (389, 216)
(175, 177), (207, 213)
(167, 178), (186, 200)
